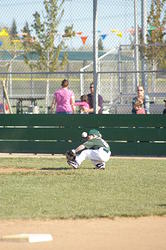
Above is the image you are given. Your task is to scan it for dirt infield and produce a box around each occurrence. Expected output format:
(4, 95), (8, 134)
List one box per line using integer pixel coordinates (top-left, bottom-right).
(0, 217), (166, 250)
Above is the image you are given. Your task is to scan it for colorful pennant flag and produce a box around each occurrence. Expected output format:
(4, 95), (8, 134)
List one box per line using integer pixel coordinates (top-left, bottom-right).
(101, 34), (107, 40)
(111, 29), (118, 33)
(111, 29), (123, 38)
(76, 32), (82, 36)
(148, 25), (157, 31)
(81, 36), (88, 45)
(116, 32), (122, 38)
(0, 29), (9, 37)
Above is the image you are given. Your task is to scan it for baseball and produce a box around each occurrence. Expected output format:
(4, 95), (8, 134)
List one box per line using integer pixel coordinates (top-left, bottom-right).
(81, 132), (88, 138)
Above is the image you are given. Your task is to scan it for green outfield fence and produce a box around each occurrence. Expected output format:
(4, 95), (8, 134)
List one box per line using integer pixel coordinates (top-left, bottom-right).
(0, 114), (166, 156)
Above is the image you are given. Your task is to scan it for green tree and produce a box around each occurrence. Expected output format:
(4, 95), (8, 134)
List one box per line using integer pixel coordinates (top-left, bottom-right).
(9, 19), (23, 50)
(22, 0), (75, 113)
(22, 0), (75, 71)
(22, 21), (31, 36)
(10, 19), (18, 39)
(144, 0), (166, 68)
(21, 21), (32, 48)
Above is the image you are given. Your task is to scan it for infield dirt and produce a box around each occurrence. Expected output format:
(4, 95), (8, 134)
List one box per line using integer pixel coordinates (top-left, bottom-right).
(0, 217), (166, 250)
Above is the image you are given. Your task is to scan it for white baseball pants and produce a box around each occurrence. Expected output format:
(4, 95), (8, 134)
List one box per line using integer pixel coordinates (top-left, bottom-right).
(76, 147), (111, 167)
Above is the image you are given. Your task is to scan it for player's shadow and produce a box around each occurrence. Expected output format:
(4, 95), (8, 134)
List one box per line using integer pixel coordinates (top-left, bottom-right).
(157, 204), (166, 207)
(40, 167), (72, 171)
(40, 167), (92, 171)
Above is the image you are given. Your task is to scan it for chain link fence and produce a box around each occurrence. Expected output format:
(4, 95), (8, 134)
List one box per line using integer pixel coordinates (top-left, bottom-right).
(0, 0), (166, 114)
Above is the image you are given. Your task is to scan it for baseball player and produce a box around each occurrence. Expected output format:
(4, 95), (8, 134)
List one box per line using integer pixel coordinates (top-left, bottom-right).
(66, 129), (111, 170)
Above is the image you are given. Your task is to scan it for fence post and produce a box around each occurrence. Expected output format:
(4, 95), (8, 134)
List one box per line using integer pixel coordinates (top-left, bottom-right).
(93, 0), (99, 114)
(134, 0), (139, 88)
(141, 0), (148, 91)
(80, 68), (84, 96)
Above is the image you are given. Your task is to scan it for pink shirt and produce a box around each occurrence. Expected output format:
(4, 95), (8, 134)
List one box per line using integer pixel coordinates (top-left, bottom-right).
(54, 88), (74, 113)
(74, 101), (89, 109)
(136, 108), (145, 114)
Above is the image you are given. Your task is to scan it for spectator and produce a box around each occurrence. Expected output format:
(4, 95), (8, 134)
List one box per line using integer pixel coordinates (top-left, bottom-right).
(132, 86), (150, 114)
(82, 82), (103, 114)
(74, 95), (90, 114)
(50, 79), (75, 114)
(133, 98), (145, 114)
(163, 99), (166, 115)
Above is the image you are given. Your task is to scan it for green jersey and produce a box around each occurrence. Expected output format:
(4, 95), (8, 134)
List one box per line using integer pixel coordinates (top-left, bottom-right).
(83, 137), (110, 152)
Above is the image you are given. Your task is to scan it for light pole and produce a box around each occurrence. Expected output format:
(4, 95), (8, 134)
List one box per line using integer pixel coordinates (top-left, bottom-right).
(141, 0), (147, 91)
(134, 0), (139, 88)
(93, 0), (98, 114)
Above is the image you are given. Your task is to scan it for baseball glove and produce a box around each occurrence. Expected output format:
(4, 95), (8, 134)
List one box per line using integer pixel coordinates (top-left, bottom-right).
(66, 150), (76, 161)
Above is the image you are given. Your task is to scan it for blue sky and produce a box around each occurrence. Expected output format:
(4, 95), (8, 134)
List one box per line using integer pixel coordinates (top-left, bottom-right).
(0, 0), (161, 50)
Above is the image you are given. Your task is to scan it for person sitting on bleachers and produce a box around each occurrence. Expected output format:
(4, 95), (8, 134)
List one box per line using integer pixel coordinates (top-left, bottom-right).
(133, 98), (145, 114)
(132, 86), (150, 114)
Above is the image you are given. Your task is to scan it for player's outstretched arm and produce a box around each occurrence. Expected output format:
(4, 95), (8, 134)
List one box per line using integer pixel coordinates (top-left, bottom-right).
(75, 144), (85, 153)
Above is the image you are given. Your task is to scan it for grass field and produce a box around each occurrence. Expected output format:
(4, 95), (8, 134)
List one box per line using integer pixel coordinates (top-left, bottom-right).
(0, 157), (166, 219)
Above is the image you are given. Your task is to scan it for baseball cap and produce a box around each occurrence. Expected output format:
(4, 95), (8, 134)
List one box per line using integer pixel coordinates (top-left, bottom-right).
(88, 129), (101, 137)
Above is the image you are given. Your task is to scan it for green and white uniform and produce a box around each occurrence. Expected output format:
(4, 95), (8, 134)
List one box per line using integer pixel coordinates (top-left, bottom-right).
(75, 137), (111, 169)
(83, 137), (110, 152)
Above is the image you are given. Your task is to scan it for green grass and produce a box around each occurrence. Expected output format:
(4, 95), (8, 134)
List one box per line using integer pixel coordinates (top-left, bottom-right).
(0, 157), (166, 219)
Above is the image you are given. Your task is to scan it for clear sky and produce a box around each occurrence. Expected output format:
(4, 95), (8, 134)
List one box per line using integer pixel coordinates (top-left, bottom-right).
(0, 0), (163, 50)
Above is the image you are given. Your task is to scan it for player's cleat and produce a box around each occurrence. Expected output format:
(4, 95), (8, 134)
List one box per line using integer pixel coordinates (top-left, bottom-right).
(95, 163), (105, 170)
(67, 160), (79, 169)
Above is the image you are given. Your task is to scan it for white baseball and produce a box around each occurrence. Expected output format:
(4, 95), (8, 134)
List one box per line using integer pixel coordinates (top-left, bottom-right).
(81, 132), (88, 138)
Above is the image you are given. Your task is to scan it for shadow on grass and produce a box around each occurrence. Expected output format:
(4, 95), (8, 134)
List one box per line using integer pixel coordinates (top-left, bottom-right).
(158, 204), (166, 207)
(40, 167), (72, 171)
(40, 167), (92, 171)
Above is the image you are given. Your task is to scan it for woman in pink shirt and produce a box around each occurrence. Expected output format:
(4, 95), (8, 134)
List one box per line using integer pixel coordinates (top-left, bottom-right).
(50, 79), (75, 114)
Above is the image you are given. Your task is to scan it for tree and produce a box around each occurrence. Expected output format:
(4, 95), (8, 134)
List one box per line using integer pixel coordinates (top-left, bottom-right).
(22, 0), (75, 112)
(9, 19), (23, 50)
(22, 21), (31, 36)
(10, 19), (18, 39)
(21, 21), (32, 47)
(143, 0), (166, 68)
(22, 0), (75, 72)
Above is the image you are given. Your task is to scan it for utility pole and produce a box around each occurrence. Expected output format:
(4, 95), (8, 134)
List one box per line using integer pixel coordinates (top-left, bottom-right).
(141, 0), (147, 91)
(45, 50), (50, 114)
(93, 0), (98, 114)
(134, 0), (139, 87)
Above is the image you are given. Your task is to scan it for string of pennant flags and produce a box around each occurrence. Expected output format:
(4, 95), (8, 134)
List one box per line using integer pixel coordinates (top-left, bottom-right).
(0, 25), (165, 46)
